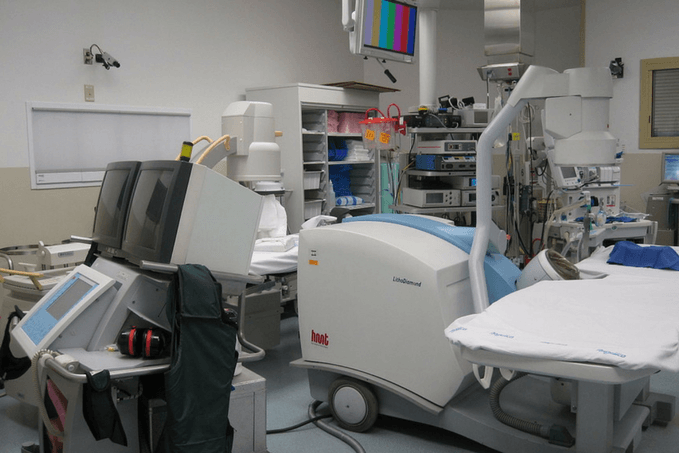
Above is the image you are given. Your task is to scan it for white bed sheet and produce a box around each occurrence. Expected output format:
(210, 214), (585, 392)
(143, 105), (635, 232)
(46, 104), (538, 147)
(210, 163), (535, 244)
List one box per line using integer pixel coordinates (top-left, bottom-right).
(447, 246), (679, 372)
(249, 235), (299, 275)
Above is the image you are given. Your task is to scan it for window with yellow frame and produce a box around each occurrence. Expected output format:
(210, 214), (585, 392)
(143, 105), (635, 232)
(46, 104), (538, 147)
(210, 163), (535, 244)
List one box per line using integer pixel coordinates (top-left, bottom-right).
(640, 56), (679, 148)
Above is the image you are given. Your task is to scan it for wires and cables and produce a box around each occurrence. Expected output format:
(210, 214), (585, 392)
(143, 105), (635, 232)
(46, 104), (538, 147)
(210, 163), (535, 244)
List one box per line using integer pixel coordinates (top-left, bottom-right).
(489, 373), (575, 448)
(394, 138), (417, 205)
(384, 158), (398, 207)
(537, 189), (556, 251)
(265, 401), (367, 452)
(504, 140), (532, 258)
(308, 401), (367, 453)
(267, 410), (332, 434)
(395, 160), (414, 205)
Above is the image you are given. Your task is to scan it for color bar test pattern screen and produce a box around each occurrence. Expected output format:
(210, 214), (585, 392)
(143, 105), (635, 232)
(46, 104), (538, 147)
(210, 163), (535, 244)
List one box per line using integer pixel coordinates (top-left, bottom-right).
(363, 0), (417, 56)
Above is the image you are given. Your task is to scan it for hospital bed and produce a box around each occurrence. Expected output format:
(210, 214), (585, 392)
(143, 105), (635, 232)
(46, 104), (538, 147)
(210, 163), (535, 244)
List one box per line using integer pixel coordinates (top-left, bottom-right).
(444, 63), (678, 452)
(239, 213), (335, 350)
(249, 233), (299, 308)
(233, 236), (299, 351)
(447, 244), (678, 452)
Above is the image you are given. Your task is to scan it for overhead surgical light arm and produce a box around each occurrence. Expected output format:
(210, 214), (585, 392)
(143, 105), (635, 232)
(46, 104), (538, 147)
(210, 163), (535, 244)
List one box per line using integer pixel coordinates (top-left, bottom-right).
(470, 65), (615, 313)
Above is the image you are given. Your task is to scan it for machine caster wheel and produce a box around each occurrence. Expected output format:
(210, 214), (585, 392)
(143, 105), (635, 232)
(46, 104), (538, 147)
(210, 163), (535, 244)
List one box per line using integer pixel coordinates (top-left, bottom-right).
(328, 377), (378, 432)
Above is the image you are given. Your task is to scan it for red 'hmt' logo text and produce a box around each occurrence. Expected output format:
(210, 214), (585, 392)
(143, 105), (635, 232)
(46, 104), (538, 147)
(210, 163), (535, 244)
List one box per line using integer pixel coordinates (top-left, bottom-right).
(311, 330), (329, 347)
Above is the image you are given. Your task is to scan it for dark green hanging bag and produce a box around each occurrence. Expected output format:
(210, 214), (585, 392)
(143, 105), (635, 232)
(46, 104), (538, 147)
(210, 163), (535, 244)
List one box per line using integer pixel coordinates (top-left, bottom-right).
(157, 264), (238, 453)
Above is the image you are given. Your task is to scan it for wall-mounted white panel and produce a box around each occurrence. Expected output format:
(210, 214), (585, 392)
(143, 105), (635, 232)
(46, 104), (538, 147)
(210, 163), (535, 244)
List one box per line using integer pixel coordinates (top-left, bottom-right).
(26, 102), (191, 189)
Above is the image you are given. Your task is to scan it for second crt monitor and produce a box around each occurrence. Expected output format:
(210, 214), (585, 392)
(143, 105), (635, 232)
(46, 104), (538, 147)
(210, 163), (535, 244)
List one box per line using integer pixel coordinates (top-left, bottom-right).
(121, 160), (263, 276)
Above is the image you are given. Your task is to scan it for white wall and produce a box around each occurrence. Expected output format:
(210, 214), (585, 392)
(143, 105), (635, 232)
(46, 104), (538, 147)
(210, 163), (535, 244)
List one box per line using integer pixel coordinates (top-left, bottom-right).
(0, 0), (364, 247)
(363, 5), (582, 113)
(585, 0), (679, 156)
(585, 0), (679, 211)
(0, 0), (363, 168)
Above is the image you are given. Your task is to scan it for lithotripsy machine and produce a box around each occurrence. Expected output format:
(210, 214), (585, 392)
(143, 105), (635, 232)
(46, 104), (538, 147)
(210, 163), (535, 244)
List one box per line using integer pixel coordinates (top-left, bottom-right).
(292, 66), (678, 453)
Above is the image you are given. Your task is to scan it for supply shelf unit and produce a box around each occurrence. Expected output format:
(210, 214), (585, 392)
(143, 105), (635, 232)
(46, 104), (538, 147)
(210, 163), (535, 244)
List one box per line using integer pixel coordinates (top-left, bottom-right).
(391, 127), (503, 225)
(247, 84), (381, 233)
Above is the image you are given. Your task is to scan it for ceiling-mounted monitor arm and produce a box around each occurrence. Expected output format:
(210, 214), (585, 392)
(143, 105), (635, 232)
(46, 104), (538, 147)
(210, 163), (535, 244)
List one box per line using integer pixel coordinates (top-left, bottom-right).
(342, 0), (438, 107)
(418, 0), (439, 108)
(342, 0), (356, 32)
(342, 0), (358, 56)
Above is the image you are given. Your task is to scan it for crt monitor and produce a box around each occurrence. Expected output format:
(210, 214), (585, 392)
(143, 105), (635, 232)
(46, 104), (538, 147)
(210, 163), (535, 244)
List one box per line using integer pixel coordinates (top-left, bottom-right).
(121, 160), (263, 276)
(352, 0), (417, 63)
(121, 160), (191, 266)
(661, 152), (679, 184)
(91, 161), (141, 256)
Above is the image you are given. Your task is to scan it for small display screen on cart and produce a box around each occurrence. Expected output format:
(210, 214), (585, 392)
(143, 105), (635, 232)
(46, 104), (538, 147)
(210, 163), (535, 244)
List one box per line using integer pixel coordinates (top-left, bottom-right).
(20, 273), (97, 346)
(426, 193), (444, 203)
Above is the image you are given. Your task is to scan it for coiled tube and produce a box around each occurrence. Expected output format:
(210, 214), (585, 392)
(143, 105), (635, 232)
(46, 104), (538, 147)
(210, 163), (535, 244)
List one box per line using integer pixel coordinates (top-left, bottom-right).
(308, 401), (366, 453)
(489, 372), (551, 439)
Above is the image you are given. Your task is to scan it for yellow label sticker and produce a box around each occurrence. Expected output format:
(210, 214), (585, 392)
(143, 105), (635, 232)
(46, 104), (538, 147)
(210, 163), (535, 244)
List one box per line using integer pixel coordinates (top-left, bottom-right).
(379, 132), (391, 144)
(309, 260), (318, 266)
(364, 129), (376, 141)
(512, 132), (521, 141)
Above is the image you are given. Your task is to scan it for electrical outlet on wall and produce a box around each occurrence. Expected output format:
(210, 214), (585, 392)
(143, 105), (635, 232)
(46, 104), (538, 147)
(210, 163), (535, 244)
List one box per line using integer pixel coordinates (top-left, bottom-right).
(84, 85), (95, 102)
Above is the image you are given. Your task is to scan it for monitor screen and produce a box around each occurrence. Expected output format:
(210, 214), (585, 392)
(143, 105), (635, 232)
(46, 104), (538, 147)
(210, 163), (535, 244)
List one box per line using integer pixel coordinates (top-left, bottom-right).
(122, 161), (192, 265)
(11, 265), (115, 357)
(356, 0), (417, 63)
(561, 166), (578, 179)
(20, 272), (97, 346)
(92, 161), (141, 253)
(661, 152), (679, 184)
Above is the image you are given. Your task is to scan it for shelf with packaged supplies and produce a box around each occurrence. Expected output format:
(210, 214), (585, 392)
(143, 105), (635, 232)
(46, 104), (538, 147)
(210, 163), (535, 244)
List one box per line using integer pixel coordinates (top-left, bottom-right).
(407, 127), (486, 135)
(328, 132), (363, 138)
(406, 169), (476, 177)
(328, 160), (375, 165)
(247, 83), (382, 233)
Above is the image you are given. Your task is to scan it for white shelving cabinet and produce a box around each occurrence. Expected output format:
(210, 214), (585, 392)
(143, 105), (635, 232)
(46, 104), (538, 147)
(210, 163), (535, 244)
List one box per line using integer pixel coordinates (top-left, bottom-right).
(246, 84), (381, 233)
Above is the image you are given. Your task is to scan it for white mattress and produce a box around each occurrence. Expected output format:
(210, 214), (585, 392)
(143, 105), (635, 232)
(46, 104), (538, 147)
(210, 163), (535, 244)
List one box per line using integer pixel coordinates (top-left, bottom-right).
(249, 242), (298, 275)
(447, 246), (679, 372)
